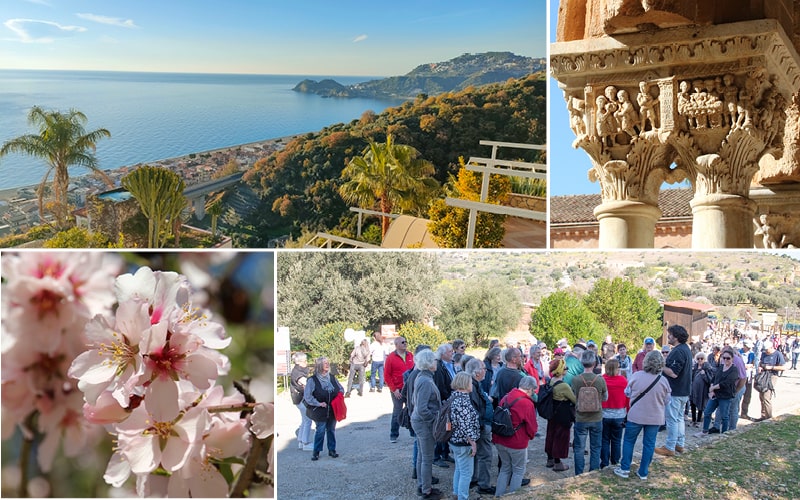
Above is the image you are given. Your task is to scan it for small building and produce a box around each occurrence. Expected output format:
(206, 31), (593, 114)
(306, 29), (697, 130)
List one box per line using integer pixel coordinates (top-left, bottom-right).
(662, 300), (716, 344)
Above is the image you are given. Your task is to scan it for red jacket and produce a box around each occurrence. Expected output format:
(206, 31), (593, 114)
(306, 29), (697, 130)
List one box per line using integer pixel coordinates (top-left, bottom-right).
(523, 360), (541, 392)
(385, 350), (414, 392)
(602, 374), (630, 410)
(492, 388), (538, 450)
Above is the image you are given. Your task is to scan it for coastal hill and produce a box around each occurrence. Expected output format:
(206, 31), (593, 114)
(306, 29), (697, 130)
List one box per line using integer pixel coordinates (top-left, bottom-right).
(293, 51), (544, 99)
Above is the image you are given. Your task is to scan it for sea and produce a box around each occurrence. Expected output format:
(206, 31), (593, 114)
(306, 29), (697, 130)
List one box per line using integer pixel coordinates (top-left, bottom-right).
(0, 69), (404, 191)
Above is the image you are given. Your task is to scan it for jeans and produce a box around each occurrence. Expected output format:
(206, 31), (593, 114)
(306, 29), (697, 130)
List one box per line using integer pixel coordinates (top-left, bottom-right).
(600, 417), (624, 468)
(451, 444), (473, 500)
(390, 390), (403, 440)
(312, 415), (336, 454)
(620, 421), (659, 477)
(471, 424), (492, 488)
(370, 361), (384, 389)
(572, 420), (602, 475)
(703, 397), (732, 432)
(792, 352), (798, 369)
(495, 444), (526, 496)
(724, 385), (745, 430)
(665, 395), (688, 451)
(295, 401), (313, 445)
(412, 417), (435, 494)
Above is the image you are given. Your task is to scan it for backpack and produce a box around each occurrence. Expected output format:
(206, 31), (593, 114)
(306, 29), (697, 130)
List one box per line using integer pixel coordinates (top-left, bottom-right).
(753, 370), (774, 393)
(433, 394), (455, 443)
(491, 396), (523, 437)
(576, 374), (602, 413)
(536, 381), (563, 420)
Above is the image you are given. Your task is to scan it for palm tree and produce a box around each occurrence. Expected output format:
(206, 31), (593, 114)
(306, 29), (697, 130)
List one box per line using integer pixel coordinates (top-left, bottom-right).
(0, 106), (112, 228)
(121, 166), (187, 248)
(206, 191), (225, 239)
(339, 134), (440, 238)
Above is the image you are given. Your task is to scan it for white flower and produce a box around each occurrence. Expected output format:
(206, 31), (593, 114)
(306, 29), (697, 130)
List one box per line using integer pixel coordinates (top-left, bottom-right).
(249, 402), (274, 439)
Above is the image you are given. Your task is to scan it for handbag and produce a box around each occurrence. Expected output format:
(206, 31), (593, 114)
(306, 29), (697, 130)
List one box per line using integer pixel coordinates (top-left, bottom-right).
(331, 391), (347, 421)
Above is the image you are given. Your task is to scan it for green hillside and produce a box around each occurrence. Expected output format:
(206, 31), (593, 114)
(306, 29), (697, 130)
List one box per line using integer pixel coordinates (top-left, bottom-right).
(239, 73), (546, 246)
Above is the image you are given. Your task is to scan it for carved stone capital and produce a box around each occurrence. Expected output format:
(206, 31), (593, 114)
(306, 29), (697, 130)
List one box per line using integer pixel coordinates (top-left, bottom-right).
(583, 130), (683, 206)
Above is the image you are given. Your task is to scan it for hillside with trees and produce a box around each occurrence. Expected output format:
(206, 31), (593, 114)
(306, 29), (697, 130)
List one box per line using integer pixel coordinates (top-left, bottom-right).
(240, 73), (546, 246)
(293, 51), (544, 99)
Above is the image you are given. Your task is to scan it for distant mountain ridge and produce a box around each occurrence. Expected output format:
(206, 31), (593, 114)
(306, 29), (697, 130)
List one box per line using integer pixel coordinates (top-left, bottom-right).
(293, 51), (544, 99)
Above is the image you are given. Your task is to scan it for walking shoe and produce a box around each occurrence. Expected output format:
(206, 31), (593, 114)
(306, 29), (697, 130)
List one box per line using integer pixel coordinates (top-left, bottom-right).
(469, 480), (478, 489)
(378, 388), (382, 392)
(613, 467), (629, 478)
(553, 463), (570, 472)
(358, 392), (363, 396)
(431, 477), (440, 484)
(390, 437), (398, 443)
(344, 392), (351, 398)
(707, 427), (720, 434)
(311, 453), (319, 461)
(476, 486), (496, 495)
(675, 445), (685, 453)
(433, 458), (449, 468)
(297, 441), (303, 449)
(420, 488), (443, 499)
(693, 430), (707, 437)
(739, 414), (751, 421)
(654, 446), (675, 457)
(521, 478), (531, 486)
(546, 458), (555, 468)
(328, 451), (339, 458)
(369, 387), (375, 392)
(302, 442), (314, 451)
(636, 471), (648, 480)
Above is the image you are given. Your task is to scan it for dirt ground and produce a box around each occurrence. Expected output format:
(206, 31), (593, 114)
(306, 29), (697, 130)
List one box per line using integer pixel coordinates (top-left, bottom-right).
(275, 368), (800, 499)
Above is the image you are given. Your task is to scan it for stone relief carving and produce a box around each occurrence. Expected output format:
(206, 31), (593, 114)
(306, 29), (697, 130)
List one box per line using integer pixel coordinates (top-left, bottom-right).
(753, 213), (798, 249)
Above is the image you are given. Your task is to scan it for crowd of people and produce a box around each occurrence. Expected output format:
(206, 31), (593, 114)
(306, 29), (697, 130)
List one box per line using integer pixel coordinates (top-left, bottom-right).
(288, 326), (794, 498)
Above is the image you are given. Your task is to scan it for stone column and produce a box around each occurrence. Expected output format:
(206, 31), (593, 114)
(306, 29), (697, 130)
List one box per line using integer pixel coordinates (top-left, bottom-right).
(594, 200), (663, 248)
(690, 194), (757, 248)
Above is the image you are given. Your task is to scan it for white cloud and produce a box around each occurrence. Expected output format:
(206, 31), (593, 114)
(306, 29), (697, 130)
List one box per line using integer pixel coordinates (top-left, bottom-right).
(24, 0), (52, 6)
(352, 34), (367, 43)
(76, 13), (137, 29)
(3, 18), (86, 43)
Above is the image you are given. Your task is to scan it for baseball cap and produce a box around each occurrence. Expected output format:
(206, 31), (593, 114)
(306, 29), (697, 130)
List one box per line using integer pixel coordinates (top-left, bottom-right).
(586, 340), (597, 347)
(644, 337), (655, 344)
(661, 345), (671, 352)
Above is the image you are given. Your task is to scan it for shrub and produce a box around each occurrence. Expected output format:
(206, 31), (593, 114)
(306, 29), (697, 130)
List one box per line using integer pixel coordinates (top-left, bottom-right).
(307, 321), (364, 375)
(398, 321), (448, 354)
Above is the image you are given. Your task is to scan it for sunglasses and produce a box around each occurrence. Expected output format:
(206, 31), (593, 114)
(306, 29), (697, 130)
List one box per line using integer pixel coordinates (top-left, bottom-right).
(722, 356), (732, 360)
(399, 341), (407, 344)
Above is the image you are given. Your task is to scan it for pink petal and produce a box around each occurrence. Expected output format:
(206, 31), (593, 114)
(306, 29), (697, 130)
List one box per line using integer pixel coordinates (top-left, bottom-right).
(145, 378), (180, 422)
(126, 435), (159, 474)
(103, 452), (131, 488)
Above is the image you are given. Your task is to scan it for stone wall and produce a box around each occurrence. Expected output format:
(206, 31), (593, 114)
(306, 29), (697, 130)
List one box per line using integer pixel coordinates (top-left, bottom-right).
(557, 0), (800, 50)
(507, 194), (546, 213)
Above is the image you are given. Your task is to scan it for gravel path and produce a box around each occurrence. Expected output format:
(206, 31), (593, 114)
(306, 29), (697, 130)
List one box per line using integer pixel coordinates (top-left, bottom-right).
(275, 369), (800, 499)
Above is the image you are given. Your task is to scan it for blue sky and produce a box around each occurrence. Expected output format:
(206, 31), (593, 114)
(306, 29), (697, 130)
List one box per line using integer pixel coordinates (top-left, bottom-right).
(548, 0), (598, 196)
(0, 0), (545, 76)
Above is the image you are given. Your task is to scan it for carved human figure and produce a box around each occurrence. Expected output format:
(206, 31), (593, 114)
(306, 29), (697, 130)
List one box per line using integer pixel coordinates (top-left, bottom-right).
(637, 81), (658, 132)
(595, 95), (617, 148)
(735, 78), (754, 129)
(614, 89), (640, 140)
(677, 80), (693, 128)
(705, 78), (723, 128)
(566, 95), (587, 137)
(721, 74), (738, 127)
(691, 80), (709, 128)
(754, 214), (785, 249)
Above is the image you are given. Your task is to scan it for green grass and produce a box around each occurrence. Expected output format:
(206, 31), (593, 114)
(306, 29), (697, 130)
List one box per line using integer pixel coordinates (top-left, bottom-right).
(520, 413), (800, 500)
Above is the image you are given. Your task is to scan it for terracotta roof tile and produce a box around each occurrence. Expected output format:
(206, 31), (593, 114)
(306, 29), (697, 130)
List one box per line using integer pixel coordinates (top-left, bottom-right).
(550, 188), (693, 224)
